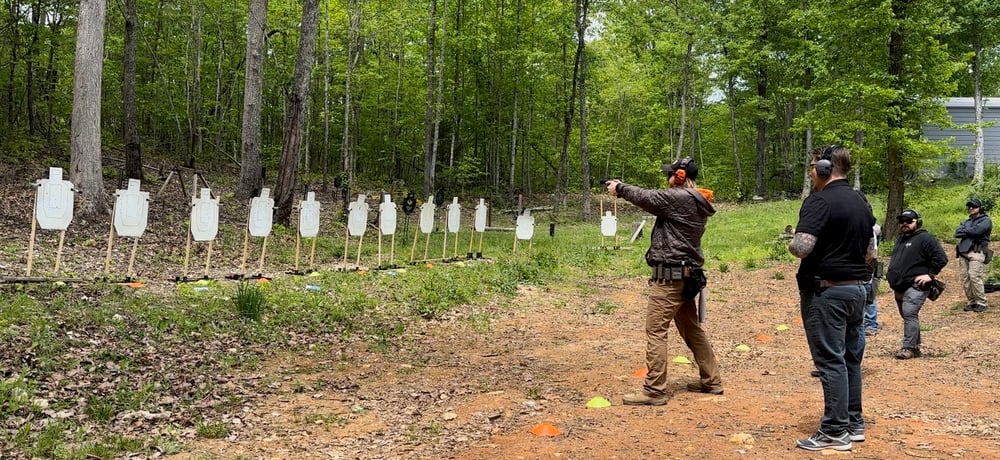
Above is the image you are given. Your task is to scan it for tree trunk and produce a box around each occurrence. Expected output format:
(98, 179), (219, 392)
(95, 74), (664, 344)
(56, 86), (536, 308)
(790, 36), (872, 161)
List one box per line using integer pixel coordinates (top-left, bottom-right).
(123, 0), (143, 180)
(237, 0), (267, 200)
(972, 44), (985, 184)
(576, 0), (591, 220)
(188, 1), (204, 162)
(70, 0), (109, 216)
(676, 38), (692, 160)
(422, 0), (438, 197)
(883, 0), (907, 242)
(754, 64), (767, 199)
(273, 0), (320, 225)
(342, 0), (361, 186)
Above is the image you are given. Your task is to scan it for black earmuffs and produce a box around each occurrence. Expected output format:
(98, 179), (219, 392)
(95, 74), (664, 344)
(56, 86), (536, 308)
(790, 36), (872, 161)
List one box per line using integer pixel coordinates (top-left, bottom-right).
(815, 145), (836, 179)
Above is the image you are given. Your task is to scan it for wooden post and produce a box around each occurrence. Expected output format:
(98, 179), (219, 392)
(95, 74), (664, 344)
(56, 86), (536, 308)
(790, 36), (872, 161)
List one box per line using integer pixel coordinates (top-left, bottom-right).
(127, 237), (140, 278)
(54, 230), (66, 275)
(204, 240), (213, 278)
(258, 236), (269, 273)
(183, 221), (193, 278)
(309, 237), (317, 269)
(409, 226), (419, 264)
(25, 191), (38, 277)
(355, 233), (364, 267)
(104, 197), (119, 275)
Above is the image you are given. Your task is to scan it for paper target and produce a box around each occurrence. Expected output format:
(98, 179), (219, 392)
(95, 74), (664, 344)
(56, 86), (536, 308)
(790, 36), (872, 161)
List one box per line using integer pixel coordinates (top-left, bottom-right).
(35, 167), (75, 231)
(600, 211), (618, 237)
(379, 195), (397, 235)
(515, 210), (535, 240)
(419, 196), (436, 234)
(190, 188), (219, 241)
(447, 197), (461, 233)
(347, 194), (369, 237)
(248, 188), (274, 237)
(113, 179), (149, 238)
(474, 199), (488, 232)
(299, 192), (321, 238)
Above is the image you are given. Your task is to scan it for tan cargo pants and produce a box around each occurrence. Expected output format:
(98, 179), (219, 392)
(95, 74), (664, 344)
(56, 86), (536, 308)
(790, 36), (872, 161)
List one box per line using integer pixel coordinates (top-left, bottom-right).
(643, 280), (722, 394)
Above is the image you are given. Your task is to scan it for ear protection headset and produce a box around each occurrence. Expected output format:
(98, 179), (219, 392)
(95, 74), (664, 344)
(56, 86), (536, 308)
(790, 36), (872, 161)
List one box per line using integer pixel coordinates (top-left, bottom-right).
(669, 157), (695, 186)
(815, 145), (837, 179)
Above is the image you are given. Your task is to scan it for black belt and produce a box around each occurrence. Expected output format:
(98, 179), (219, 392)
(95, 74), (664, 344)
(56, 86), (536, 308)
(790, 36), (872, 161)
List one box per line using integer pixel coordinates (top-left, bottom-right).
(815, 279), (862, 289)
(651, 265), (689, 282)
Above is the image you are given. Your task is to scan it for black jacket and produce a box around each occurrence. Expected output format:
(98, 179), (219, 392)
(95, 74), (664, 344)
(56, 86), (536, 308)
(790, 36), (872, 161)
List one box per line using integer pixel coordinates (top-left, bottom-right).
(954, 213), (992, 256)
(886, 229), (948, 292)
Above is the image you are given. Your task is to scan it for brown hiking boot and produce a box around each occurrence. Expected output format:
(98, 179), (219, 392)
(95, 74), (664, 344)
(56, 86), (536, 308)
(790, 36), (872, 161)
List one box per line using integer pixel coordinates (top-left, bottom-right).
(686, 382), (724, 395)
(622, 390), (669, 406)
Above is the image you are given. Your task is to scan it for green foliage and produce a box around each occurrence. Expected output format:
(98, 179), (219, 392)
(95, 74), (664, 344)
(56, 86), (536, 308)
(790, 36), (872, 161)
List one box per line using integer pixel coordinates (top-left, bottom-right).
(195, 419), (229, 439)
(235, 281), (267, 322)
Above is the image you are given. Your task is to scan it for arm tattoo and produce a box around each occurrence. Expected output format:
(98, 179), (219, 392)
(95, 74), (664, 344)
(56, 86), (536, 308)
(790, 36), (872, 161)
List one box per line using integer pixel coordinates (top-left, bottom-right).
(867, 237), (877, 261)
(788, 232), (818, 259)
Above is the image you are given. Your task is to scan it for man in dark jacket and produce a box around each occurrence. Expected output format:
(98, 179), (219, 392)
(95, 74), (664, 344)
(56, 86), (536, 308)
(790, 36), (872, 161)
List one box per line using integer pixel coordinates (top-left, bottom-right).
(954, 199), (993, 312)
(789, 145), (875, 451)
(886, 209), (948, 359)
(605, 157), (722, 407)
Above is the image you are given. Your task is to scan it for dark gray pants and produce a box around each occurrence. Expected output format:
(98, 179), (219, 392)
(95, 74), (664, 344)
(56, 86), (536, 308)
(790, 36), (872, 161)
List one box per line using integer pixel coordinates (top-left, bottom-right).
(893, 286), (929, 350)
(799, 284), (866, 435)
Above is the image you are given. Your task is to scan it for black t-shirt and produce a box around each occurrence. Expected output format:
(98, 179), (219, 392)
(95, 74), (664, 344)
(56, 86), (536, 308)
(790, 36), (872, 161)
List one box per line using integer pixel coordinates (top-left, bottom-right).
(795, 180), (875, 281)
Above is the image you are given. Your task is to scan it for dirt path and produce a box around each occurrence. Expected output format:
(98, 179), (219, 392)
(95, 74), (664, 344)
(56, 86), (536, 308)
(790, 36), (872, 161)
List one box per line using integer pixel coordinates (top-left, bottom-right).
(172, 257), (999, 459)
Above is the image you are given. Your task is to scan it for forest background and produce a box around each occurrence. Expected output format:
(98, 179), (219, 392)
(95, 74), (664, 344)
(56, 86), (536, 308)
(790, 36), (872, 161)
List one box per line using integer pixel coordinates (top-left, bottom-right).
(3, 0), (1000, 239)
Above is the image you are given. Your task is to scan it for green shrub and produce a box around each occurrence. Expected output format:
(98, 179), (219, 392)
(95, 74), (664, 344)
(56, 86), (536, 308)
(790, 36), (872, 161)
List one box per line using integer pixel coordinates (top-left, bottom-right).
(235, 281), (266, 322)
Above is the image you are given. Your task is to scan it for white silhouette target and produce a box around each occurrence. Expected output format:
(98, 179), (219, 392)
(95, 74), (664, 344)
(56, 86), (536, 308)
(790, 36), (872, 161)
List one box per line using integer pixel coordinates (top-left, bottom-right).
(600, 211), (618, 237)
(248, 188), (274, 237)
(35, 167), (75, 231)
(299, 192), (321, 238)
(347, 194), (369, 237)
(379, 195), (397, 235)
(190, 188), (219, 241)
(419, 196), (436, 234)
(515, 210), (535, 240)
(474, 199), (488, 232)
(113, 179), (149, 238)
(447, 198), (461, 233)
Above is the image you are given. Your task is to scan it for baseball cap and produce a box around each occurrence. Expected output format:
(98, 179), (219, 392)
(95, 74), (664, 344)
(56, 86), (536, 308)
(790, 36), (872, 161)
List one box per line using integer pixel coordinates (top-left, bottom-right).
(966, 199), (983, 209)
(897, 209), (920, 222)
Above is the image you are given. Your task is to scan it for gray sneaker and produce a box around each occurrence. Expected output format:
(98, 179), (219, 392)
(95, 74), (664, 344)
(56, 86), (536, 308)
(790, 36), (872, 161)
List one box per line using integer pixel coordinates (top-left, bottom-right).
(795, 430), (853, 451)
(848, 426), (865, 442)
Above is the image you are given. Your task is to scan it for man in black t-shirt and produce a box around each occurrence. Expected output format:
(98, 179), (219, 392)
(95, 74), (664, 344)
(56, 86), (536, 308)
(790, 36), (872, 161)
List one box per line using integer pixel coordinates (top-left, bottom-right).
(788, 145), (875, 452)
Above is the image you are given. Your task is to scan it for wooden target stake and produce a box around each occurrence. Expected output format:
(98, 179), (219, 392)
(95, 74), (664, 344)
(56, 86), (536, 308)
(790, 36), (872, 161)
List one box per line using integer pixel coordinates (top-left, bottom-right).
(294, 231), (302, 273)
(309, 236), (317, 269)
(25, 191), (39, 277)
(355, 233), (364, 267)
(441, 227), (448, 260)
(478, 231), (485, 256)
(54, 230), (66, 275)
(204, 240), (213, 278)
(343, 226), (350, 266)
(183, 220), (193, 278)
(389, 233), (396, 266)
(409, 225), (419, 264)
(104, 198), (119, 275)
(423, 226), (431, 261)
(600, 199), (606, 248)
(258, 236), (269, 273)
(127, 237), (140, 278)
(377, 231), (383, 267)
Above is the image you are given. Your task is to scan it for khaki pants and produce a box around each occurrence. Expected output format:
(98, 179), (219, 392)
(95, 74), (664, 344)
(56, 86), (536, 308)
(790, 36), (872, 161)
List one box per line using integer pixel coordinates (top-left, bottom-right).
(643, 280), (721, 394)
(959, 252), (987, 306)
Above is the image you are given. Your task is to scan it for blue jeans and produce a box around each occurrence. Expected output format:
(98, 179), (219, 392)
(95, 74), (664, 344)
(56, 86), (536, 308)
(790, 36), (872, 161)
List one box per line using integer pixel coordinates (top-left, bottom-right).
(863, 281), (879, 331)
(893, 286), (929, 350)
(800, 284), (866, 435)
